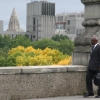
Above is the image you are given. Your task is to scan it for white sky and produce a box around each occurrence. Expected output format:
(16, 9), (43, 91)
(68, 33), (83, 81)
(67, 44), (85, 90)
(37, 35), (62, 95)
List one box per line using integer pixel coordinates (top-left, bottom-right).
(0, 0), (84, 31)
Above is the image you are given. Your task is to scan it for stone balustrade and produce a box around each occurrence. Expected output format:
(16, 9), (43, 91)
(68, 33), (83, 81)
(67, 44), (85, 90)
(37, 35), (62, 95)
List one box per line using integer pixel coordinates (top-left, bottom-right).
(0, 65), (90, 100)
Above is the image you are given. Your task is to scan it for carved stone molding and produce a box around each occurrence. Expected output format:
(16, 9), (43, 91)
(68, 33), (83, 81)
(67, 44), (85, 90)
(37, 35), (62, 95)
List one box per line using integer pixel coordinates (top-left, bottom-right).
(73, 0), (100, 65)
(81, 0), (100, 4)
(82, 19), (100, 27)
(74, 0), (100, 51)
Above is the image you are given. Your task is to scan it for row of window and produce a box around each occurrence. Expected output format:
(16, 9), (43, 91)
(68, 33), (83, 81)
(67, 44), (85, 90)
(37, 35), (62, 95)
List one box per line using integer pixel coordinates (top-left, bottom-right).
(42, 2), (55, 16)
(57, 14), (84, 22)
(68, 14), (84, 17)
(55, 24), (65, 29)
(33, 18), (39, 31)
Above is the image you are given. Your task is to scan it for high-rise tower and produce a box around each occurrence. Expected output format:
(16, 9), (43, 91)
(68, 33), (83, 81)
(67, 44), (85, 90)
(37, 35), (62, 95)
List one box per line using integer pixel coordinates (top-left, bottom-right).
(7, 8), (24, 32)
(27, 0), (55, 41)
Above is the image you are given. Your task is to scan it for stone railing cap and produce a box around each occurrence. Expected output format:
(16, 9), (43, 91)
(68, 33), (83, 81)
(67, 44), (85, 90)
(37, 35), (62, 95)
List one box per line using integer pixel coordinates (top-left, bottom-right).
(0, 65), (87, 74)
(67, 65), (87, 72)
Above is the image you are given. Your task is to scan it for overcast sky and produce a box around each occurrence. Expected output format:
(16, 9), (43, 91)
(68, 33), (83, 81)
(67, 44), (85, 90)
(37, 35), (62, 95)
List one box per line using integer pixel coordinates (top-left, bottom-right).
(0, 0), (84, 31)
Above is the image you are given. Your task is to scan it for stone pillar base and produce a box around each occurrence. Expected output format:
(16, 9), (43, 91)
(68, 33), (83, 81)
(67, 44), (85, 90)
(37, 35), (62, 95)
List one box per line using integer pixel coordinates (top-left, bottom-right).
(72, 51), (90, 66)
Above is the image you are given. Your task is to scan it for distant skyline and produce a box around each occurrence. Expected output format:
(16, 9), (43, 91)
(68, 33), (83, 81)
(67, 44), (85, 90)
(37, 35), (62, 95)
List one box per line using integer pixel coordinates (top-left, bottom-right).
(0, 0), (84, 31)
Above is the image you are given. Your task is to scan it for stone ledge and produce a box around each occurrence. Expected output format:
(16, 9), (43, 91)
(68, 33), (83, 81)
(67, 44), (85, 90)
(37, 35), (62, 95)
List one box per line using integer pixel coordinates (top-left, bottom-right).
(21, 65), (68, 74)
(0, 67), (21, 74)
(0, 65), (87, 74)
(67, 65), (87, 72)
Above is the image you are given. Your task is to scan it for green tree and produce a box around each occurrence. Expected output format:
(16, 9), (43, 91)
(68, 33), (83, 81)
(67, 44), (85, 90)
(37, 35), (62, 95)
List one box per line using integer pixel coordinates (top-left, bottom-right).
(0, 34), (12, 48)
(6, 51), (24, 66)
(0, 35), (11, 55)
(0, 57), (6, 67)
(0, 48), (9, 58)
(32, 38), (60, 50)
(51, 34), (69, 41)
(59, 39), (74, 55)
(3, 35), (12, 48)
(0, 34), (5, 48)
(11, 35), (32, 48)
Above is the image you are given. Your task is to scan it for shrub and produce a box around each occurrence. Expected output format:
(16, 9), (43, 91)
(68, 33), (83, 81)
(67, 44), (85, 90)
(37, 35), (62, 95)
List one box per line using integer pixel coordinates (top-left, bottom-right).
(57, 56), (72, 65)
(7, 46), (72, 66)
(0, 57), (6, 66)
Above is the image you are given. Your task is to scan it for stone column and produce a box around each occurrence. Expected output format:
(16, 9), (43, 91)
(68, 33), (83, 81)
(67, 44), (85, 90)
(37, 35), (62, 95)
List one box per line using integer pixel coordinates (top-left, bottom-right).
(73, 0), (100, 65)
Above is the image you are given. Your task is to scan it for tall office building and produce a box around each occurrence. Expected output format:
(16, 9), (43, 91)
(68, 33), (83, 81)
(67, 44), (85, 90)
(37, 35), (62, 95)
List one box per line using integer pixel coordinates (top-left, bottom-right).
(27, 0), (55, 41)
(0, 20), (3, 32)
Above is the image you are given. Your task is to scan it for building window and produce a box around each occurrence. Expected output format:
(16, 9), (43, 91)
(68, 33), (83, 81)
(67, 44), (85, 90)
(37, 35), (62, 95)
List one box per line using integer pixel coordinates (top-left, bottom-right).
(56, 24), (64, 29)
(42, 2), (45, 15)
(81, 14), (84, 17)
(58, 16), (63, 22)
(33, 18), (35, 25)
(47, 3), (49, 15)
(67, 29), (70, 31)
(69, 15), (75, 17)
(33, 35), (35, 38)
(77, 15), (80, 17)
(33, 18), (35, 31)
(52, 3), (55, 16)
(37, 19), (38, 40)
(68, 20), (70, 25)
(51, 3), (53, 16)
(31, 35), (32, 41)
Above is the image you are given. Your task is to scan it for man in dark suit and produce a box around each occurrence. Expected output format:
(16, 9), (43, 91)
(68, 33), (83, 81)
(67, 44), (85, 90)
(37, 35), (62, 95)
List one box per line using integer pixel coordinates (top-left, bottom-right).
(83, 36), (100, 98)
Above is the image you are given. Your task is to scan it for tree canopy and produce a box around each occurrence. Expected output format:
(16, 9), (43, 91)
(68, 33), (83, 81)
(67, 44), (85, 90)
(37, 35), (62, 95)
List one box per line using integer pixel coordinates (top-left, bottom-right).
(0, 34), (74, 66)
(0, 34), (74, 54)
(51, 34), (69, 41)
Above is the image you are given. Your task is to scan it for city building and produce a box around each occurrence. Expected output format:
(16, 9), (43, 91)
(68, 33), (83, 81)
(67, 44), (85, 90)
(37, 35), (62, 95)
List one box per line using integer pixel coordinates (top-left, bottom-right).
(55, 12), (84, 41)
(1, 31), (26, 39)
(0, 20), (3, 32)
(7, 8), (24, 32)
(55, 13), (67, 30)
(66, 12), (84, 35)
(26, 0), (55, 41)
(0, 8), (26, 39)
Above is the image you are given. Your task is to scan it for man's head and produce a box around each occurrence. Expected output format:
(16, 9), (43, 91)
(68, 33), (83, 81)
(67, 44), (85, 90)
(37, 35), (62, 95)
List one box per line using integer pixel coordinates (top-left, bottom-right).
(91, 35), (98, 45)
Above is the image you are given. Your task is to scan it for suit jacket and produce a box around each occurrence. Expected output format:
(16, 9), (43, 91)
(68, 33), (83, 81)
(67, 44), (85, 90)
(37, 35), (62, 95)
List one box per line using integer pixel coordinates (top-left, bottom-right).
(88, 44), (100, 71)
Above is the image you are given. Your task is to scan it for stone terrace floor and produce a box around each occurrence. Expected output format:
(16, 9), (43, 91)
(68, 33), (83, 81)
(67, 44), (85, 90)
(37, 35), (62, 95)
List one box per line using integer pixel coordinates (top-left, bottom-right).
(24, 96), (99, 100)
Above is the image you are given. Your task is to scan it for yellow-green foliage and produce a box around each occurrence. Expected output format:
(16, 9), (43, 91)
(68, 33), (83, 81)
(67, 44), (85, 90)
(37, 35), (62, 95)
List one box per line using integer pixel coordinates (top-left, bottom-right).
(57, 56), (72, 65)
(8, 46), (72, 66)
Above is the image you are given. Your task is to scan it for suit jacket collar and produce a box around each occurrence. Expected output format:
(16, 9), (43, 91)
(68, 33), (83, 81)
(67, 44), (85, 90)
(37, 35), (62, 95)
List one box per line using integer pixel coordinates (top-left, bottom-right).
(90, 43), (99, 56)
(94, 43), (98, 49)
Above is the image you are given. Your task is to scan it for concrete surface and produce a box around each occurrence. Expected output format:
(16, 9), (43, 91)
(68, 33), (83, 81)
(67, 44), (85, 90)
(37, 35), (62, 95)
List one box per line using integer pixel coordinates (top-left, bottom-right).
(24, 96), (98, 100)
(0, 65), (88, 100)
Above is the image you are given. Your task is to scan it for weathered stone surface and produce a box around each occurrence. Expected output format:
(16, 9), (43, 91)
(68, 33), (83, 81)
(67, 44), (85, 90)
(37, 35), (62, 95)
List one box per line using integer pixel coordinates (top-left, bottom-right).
(21, 66), (68, 74)
(74, 0), (100, 48)
(72, 52), (90, 66)
(0, 67), (21, 74)
(0, 66), (98, 100)
(67, 65), (87, 72)
(73, 0), (100, 65)
(0, 66), (87, 100)
(0, 72), (86, 100)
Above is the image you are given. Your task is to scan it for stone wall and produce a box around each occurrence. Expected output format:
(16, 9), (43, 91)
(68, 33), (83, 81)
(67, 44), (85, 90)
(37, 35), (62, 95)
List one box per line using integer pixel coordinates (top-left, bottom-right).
(0, 65), (88, 100)
(72, 52), (90, 66)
